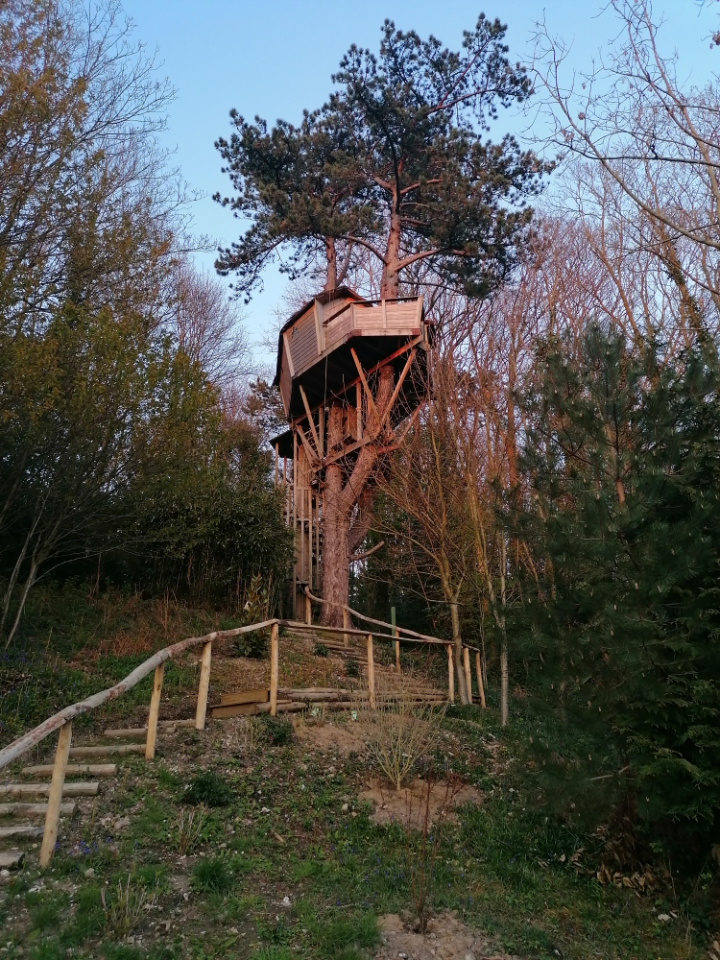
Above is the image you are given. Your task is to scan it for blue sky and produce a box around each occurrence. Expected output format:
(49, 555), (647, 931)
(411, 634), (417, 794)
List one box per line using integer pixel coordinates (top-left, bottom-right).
(121, 0), (720, 368)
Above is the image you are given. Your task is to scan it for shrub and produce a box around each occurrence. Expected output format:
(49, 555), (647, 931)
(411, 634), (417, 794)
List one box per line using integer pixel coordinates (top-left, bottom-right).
(314, 642), (329, 657)
(346, 659), (359, 678)
(192, 857), (233, 893)
(360, 677), (445, 791)
(261, 715), (294, 746)
(182, 770), (233, 807)
(101, 875), (154, 938)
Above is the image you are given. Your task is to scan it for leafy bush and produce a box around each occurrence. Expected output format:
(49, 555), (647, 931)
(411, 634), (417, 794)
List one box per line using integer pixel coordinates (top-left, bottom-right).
(260, 715), (294, 746)
(314, 642), (329, 657)
(234, 574), (271, 658)
(192, 857), (233, 893)
(182, 770), (233, 807)
(346, 660), (359, 678)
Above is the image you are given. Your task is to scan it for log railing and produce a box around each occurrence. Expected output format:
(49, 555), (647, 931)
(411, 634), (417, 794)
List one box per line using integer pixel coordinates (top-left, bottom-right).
(0, 603), (484, 868)
(302, 587), (487, 712)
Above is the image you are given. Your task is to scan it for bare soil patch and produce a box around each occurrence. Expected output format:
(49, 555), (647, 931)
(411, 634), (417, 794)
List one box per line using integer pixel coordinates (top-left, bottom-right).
(376, 910), (521, 960)
(360, 777), (482, 828)
(292, 717), (367, 756)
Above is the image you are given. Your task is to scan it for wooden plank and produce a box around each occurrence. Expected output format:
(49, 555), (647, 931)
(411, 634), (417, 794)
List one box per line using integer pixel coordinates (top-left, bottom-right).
(0, 620), (279, 772)
(0, 781), (98, 798)
(69, 744), (145, 758)
(103, 728), (146, 739)
(270, 623), (279, 717)
(0, 851), (24, 869)
(257, 701), (305, 714)
(0, 824), (43, 840)
(40, 720), (72, 868)
(145, 662), (165, 760)
(195, 640), (213, 731)
(446, 644), (455, 704)
(0, 801), (76, 818)
(211, 702), (259, 719)
(299, 385), (321, 458)
(219, 689), (269, 706)
(21, 764), (116, 778)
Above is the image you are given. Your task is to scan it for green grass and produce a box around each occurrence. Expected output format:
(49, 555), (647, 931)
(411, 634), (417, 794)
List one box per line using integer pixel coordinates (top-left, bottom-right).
(192, 857), (234, 893)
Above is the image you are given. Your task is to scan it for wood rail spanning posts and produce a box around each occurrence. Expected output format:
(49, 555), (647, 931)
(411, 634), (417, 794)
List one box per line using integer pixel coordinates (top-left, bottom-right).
(0, 619), (278, 868)
(1, 606), (480, 869)
(303, 586), (485, 707)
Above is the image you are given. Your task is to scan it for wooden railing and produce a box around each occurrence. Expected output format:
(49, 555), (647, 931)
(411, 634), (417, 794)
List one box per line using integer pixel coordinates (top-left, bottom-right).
(302, 588), (486, 712)
(0, 604), (485, 868)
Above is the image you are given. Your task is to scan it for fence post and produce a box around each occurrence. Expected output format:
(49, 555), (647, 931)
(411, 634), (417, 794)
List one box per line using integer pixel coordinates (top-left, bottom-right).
(463, 647), (473, 704)
(270, 622), (279, 716)
(342, 608), (349, 647)
(195, 641), (212, 730)
(145, 663), (165, 759)
(305, 590), (312, 626)
(39, 720), (72, 868)
(366, 634), (375, 709)
(446, 644), (455, 704)
(475, 651), (486, 710)
(391, 606), (400, 672)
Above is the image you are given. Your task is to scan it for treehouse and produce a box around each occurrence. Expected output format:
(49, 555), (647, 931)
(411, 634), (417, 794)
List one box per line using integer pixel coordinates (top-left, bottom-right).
(271, 287), (432, 616)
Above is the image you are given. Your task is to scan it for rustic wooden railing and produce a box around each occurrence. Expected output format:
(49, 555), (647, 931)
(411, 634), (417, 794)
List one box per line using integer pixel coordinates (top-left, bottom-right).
(0, 604), (485, 868)
(302, 587), (486, 712)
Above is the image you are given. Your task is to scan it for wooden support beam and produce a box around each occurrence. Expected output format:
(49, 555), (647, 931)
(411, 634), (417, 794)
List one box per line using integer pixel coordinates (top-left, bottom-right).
(378, 348), (416, 434)
(195, 641), (212, 731)
(351, 348), (380, 433)
(366, 635), (376, 709)
(145, 663), (164, 760)
(343, 608), (349, 648)
(0, 782), (98, 797)
(270, 623), (279, 717)
(463, 647), (472, 704)
(69, 744), (144, 758)
(299, 385), (321, 458)
(305, 589), (312, 626)
(391, 607), (400, 673)
(446, 645), (455, 704)
(21, 764), (116, 778)
(296, 424), (319, 468)
(40, 720), (72, 868)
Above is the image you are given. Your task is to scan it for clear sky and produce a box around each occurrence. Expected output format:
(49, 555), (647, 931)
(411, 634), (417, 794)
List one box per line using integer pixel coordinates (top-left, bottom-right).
(120, 0), (720, 368)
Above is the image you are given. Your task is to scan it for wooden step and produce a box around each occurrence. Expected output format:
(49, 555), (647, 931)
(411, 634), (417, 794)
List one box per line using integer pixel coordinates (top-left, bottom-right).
(0, 824), (43, 840)
(21, 763), (117, 778)
(0, 782), (99, 798)
(102, 718), (195, 738)
(0, 850), (24, 869)
(69, 744), (145, 758)
(0, 801), (76, 819)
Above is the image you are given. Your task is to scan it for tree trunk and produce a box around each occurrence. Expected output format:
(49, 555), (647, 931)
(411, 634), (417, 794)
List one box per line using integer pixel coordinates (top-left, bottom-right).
(321, 366), (395, 626)
(450, 599), (469, 705)
(321, 406), (348, 626)
(381, 207), (401, 298)
(324, 237), (337, 291)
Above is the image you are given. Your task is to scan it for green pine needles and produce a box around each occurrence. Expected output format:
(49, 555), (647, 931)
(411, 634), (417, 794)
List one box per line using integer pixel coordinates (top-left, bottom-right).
(511, 323), (720, 859)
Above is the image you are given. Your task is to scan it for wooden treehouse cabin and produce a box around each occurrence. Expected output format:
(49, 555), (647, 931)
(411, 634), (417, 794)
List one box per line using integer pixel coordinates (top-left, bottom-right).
(271, 287), (432, 619)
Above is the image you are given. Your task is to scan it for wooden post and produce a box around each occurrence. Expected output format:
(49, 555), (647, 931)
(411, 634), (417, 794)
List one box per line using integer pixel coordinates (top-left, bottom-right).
(366, 634), (375, 709)
(305, 589), (312, 625)
(446, 644), (455, 703)
(475, 651), (486, 710)
(195, 641), (212, 730)
(342, 608), (349, 648)
(463, 647), (473, 704)
(270, 623), (279, 716)
(145, 663), (165, 760)
(40, 721), (72, 867)
(391, 606), (400, 672)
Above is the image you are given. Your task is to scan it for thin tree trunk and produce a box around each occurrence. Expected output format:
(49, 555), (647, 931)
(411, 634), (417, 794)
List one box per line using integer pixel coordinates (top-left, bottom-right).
(5, 558), (39, 648)
(450, 598), (469, 705)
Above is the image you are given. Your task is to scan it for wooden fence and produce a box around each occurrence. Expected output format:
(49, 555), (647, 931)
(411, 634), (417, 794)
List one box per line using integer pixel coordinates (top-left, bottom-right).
(0, 604), (485, 868)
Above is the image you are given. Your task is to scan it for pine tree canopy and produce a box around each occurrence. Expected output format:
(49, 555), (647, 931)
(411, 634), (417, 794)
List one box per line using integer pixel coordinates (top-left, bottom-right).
(512, 324), (720, 846)
(214, 15), (550, 300)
